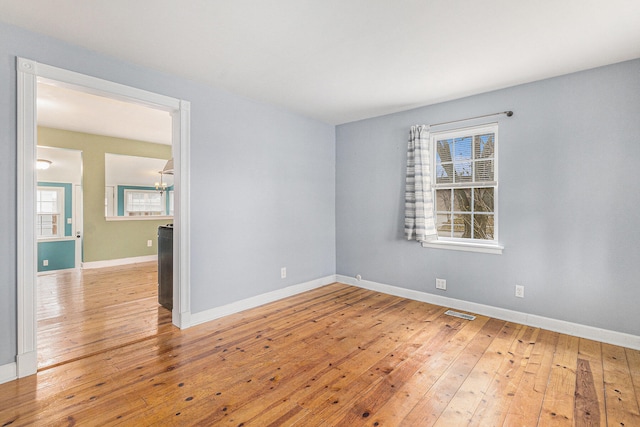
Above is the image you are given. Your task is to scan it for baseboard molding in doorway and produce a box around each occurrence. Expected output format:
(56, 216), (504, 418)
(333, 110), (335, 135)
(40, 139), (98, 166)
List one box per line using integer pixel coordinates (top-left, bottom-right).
(82, 255), (158, 269)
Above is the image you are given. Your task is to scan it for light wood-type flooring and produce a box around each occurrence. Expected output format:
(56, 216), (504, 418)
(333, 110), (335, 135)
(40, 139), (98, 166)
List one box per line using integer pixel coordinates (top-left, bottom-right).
(37, 262), (173, 369)
(2, 278), (640, 425)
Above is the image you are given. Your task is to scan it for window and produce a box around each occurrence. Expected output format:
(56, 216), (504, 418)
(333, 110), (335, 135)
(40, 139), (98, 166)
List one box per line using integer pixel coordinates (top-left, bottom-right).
(431, 124), (499, 248)
(37, 187), (64, 238)
(168, 191), (174, 216)
(124, 190), (164, 216)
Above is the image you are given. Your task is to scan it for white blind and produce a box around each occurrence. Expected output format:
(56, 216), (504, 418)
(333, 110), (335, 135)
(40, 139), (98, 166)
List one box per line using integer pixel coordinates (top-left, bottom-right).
(435, 129), (495, 187)
(126, 191), (163, 214)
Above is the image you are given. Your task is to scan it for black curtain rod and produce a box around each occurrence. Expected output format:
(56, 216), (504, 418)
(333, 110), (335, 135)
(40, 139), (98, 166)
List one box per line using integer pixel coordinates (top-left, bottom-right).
(430, 110), (513, 128)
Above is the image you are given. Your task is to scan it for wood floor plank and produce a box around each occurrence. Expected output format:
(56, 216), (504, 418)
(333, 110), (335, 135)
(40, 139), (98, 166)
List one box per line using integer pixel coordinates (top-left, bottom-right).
(2, 271), (640, 426)
(399, 317), (504, 426)
(574, 338), (606, 426)
(465, 325), (539, 426)
(627, 347), (640, 411)
(539, 333), (580, 425)
(602, 342), (640, 426)
(502, 328), (559, 426)
(436, 322), (526, 426)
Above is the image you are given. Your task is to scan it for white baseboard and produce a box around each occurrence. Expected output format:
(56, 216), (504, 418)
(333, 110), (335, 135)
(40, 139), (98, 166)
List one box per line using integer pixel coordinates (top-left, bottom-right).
(173, 309), (191, 330)
(82, 255), (157, 269)
(0, 362), (17, 385)
(190, 275), (336, 327)
(336, 275), (640, 351)
(16, 350), (37, 378)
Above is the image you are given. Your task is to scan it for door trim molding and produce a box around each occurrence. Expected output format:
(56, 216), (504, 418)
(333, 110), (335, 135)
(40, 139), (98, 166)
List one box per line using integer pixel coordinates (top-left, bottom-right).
(16, 57), (192, 377)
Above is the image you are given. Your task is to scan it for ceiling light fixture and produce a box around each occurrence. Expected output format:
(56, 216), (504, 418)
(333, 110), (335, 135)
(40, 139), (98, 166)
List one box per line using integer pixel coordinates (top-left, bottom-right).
(36, 159), (52, 170)
(155, 171), (168, 195)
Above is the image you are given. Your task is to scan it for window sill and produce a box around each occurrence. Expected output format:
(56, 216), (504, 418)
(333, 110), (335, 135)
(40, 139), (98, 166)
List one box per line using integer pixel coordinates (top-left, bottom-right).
(105, 215), (173, 222)
(37, 236), (74, 242)
(421, 240), (503, 255)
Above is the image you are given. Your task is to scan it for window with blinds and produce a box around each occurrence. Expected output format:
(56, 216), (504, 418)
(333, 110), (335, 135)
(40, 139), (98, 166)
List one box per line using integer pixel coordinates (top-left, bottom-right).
(432, 123), (498, 242)
(36, 187), (63, 238)
(125, 190), (164, 216)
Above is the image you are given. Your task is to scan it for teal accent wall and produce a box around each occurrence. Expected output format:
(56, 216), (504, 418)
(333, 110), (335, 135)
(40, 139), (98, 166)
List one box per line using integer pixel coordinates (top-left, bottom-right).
(37, 182), (75, 271)
(117, 185), (173, 216)
(38, 182), (73, 236)
(38, 240), (75, 272)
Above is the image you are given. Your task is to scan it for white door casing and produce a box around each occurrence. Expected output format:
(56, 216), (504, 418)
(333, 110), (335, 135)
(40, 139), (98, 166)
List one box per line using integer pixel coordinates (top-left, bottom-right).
(16, 58), (192, 378)
(74, 184), (83, 268)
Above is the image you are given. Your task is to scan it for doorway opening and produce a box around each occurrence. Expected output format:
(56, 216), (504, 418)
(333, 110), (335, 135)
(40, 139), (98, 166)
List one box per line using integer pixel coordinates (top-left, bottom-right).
(35, 83), (174, 369)
(16, 58), (191, 377)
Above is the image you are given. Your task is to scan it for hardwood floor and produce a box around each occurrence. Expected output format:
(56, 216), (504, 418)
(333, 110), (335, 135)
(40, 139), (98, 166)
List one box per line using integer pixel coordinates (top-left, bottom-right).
(2, 282), (639, 425)
(37, 262), (174, 369)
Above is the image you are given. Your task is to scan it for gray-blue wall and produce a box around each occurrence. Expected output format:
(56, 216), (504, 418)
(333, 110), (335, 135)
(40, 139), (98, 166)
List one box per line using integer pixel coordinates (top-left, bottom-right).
(2, 19), (639, 369)
(336, 59), (640, 336)
(0, 22), (336, 365)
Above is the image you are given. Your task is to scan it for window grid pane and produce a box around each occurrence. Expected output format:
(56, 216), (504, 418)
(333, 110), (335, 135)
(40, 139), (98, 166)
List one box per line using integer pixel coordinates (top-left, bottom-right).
(435, 139), (454, 184)
(436, 187), (495, 240)
(126, 191), (163, 215)
(454, 136), (472, 161)
(433, 126), (497, 242)
(37, 214), (59, 237)
(435, 189), (451, 212)
(453, 214), (472, 238)
(37, 190), (60, 214)
(473, 214), (494, 240)
(436, 213), (453, 238)
(37, 188), (63, 238)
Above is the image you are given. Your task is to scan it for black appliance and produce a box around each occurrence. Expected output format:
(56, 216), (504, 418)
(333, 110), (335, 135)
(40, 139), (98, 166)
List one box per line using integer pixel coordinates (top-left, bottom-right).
(158, 224), (173, 310)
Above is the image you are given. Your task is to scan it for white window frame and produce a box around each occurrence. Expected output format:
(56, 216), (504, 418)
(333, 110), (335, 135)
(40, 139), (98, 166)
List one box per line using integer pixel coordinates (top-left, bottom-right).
(105, 186), (115, 217)
(422, 123), (504, 254)
(124, 189), (165, 216)
(36, 186), (65, 239)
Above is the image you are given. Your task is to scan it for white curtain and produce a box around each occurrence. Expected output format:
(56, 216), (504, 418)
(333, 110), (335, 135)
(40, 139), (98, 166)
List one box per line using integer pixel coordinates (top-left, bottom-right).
(404, 125), (438, 243)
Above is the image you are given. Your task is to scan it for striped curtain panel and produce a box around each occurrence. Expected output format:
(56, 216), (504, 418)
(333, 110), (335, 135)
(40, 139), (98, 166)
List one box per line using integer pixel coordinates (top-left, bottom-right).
(404, 125), (438, 243)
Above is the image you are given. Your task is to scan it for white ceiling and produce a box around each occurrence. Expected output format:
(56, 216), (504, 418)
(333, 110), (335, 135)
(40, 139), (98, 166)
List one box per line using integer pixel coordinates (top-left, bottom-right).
(37, 146), (82, 184)
(105, 153), (173, 188)
(38, 82), (172, 145)
(2, 0), (640, 127)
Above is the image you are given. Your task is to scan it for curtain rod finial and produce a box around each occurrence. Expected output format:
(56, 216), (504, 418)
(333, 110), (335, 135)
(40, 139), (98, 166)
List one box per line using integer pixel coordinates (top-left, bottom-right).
(506, 111), (513, 117)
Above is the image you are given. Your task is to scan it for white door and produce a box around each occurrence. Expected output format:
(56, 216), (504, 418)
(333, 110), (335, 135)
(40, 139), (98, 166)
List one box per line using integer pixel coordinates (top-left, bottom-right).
(75, 185), (83, 268)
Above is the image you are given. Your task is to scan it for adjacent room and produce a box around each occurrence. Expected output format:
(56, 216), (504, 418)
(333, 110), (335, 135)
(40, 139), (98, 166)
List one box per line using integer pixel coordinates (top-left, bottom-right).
(33, 83), (176, 368)
(1, 1), (639, 425)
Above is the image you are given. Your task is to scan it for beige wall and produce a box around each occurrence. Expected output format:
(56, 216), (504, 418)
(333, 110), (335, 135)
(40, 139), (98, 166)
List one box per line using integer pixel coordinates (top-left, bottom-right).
(38, 127), (172, 262)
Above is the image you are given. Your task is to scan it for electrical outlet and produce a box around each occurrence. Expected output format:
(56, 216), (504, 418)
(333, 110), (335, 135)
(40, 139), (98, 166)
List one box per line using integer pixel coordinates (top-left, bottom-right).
(67, 218), (72, 224)
(281, 267), (287, 279)
(43, 260), (48, 266)
(147, 240), (153, 247)
(435, 278), (446, 290)
(515, 285), (525, 298)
